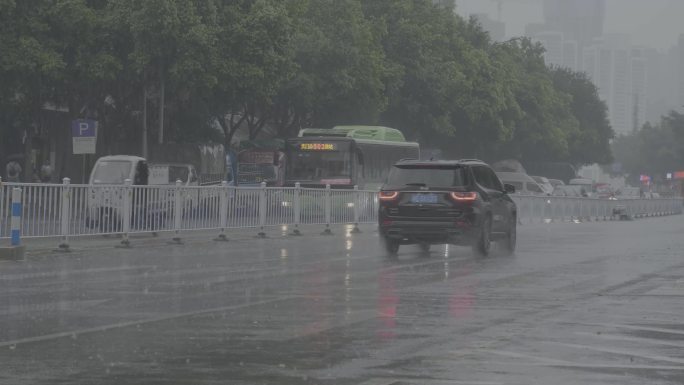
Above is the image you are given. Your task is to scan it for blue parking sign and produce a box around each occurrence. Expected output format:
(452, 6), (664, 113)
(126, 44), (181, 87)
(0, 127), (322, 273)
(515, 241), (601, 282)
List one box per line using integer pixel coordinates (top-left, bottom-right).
(71, 119), (97, 137)
(71, 119), (98, 154)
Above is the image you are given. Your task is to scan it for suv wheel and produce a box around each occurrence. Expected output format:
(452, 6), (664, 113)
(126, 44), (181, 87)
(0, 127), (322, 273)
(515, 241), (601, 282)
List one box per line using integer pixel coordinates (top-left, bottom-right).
(473, 216), (492, 256)
(381, 236), (400, 256)
(500, 217), (516, 255)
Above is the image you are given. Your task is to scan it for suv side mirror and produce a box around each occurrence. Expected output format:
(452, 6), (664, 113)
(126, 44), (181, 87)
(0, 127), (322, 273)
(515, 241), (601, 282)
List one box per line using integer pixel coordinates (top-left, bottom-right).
(504, 184), (515, 194)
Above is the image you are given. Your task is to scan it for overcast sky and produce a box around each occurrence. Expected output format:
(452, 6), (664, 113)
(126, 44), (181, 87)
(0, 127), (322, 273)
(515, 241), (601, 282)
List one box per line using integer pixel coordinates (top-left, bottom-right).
(456, 0), (684, 50)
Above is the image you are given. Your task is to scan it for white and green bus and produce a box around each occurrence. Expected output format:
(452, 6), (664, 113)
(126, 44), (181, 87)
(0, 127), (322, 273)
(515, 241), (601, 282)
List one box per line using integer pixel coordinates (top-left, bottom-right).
(285, 126), (420, 190)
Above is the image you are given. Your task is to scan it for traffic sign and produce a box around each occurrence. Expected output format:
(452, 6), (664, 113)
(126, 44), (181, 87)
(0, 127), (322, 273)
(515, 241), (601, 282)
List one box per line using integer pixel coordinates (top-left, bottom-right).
(71, 119), (97, 154)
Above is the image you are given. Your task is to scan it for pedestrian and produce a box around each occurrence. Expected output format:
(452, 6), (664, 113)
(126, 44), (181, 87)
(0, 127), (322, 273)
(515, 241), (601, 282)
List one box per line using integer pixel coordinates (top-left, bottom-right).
(6, 160), (22, 182)
(40, 161), (52, 183)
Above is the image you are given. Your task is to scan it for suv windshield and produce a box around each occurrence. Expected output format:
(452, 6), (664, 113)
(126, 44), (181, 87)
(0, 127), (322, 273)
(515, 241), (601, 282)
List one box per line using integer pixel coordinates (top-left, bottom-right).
(387, 166), (468, 187)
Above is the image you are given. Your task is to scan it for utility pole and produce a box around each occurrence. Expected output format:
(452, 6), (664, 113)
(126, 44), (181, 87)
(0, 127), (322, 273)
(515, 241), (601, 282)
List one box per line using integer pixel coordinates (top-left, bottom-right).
(632, 93), (640, 134)
(142, 84), (148, 158)
(158, 68), (165, 145)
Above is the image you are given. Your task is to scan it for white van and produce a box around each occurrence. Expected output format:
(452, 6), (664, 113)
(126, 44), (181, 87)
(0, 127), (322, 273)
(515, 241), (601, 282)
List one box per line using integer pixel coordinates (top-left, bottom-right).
(87, 156), (149, 231)
(495, 172), (547, 196)
(89, 155), (149, 186)
(148, 163), (199, 187)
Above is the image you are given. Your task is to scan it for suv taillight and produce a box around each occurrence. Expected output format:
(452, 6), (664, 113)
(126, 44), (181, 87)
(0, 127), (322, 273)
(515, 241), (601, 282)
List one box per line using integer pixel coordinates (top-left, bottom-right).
(450, 192), (478, 202)
(379, 191), (399, 201)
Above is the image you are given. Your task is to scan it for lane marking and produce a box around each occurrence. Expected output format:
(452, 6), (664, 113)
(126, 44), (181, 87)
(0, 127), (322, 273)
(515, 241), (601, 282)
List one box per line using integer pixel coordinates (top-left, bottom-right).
(576, 322), (684, 336)
(575, 331), (684, 349)
(0, 297), (294, 348)
(477, 349), (573, 366)
(0, 265), (156, 282)
(359, 379), (503, 385)
(487, 361), (684, 371)
(544, 341), (684, 365)
(0, 299), (111, 316)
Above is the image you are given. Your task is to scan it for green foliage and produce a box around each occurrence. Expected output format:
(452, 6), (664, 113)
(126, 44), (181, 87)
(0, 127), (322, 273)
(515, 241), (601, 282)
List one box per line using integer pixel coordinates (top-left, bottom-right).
(551, 67), (614, 165)
(0, 0), (614, 166)
(612, 111), (684, 178)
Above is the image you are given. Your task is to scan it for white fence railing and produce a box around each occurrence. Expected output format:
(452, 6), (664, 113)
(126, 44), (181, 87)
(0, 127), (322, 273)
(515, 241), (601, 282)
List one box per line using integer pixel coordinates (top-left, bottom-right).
(512, 195), (683, 224)
(0, 180), (378, 247)
(0, 180), (681, 248)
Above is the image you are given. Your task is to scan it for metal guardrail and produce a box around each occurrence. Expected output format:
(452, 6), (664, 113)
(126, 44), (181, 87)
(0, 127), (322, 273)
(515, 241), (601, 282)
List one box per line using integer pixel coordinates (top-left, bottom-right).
(511, 195), (683, 224)
(0, 179), (681, 248)
(0, 179), (378, 248)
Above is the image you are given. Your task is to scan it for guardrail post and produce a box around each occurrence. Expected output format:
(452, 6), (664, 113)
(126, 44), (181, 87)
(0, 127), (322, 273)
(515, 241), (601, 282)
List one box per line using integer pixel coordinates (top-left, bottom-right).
(57, 178), (71, 252)
(257, 181), (267, 238)
(214, 181), (229, 242)
(351, 185), (361, 233)
(290, 182), (302, 236)
(10, 187), (22, 246)
(119, 179), (132, 247)
(171, 179), (183, 244)
(321, 184), (333, 235)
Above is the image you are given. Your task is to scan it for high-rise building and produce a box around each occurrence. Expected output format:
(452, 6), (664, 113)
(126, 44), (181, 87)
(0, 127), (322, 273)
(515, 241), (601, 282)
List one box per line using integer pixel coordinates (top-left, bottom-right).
(528, 0), (605, 67)
(532, 31), (564, 68)
(677, 35), (684, 110)
(630, 48), (647, 132)
(562, 40), (579, 71)
(582, 35), (650, 135)
(472, 13), (506, 42)
(543, 0), (606, 49)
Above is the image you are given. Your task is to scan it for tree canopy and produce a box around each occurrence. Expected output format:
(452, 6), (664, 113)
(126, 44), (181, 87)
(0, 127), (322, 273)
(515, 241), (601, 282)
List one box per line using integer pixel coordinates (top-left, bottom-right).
(612, 111), (684, 183)
(0, 0), (614, 167)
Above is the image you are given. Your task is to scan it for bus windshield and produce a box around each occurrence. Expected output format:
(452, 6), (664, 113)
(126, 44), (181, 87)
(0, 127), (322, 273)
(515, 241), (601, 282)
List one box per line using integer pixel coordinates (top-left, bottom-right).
(288, 150), (352, 184)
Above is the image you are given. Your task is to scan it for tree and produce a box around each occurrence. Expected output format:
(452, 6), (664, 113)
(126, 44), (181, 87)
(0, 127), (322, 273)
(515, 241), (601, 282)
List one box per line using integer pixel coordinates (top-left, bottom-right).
(551, 67), (614, 166)
(612, 111), (684, 180)
(109, 0), (219, 150)
(271, 0), (389, 138)
(0, 0), (64, 178)
(210, 0), (297, 147)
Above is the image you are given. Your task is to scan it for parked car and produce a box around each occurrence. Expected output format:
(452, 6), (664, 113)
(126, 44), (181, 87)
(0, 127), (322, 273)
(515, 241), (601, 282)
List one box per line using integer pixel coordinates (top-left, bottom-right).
(531, 176), (554, 195)
(378, 159), (517, 257)
(568, 178), (594, 198)
(615, 187), (641, 199)
(552, 185), (584, 198)
(595, 183), (616, 199)
(149, 163), (199, 187)
(495, 172), (547, 196)
(548, 179), (565, 189)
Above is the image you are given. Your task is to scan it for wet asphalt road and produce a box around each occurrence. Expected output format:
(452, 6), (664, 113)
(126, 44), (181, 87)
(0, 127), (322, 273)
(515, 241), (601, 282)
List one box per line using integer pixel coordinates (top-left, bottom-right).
(1, 216), (684, 385)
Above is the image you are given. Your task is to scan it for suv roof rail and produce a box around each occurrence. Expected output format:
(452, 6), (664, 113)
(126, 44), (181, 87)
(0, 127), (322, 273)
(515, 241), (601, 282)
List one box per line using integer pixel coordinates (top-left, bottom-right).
(458, 158), (485, 163)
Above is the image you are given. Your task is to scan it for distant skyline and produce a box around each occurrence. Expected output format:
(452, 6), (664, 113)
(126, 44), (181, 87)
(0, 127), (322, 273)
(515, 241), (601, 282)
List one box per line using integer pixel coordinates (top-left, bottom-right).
(456, 0), (684, 50)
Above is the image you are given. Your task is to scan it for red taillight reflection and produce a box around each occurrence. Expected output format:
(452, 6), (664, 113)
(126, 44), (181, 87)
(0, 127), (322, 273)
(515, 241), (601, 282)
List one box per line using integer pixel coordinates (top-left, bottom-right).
(379, 191), (399, 201)
(450, 192), (478, 202)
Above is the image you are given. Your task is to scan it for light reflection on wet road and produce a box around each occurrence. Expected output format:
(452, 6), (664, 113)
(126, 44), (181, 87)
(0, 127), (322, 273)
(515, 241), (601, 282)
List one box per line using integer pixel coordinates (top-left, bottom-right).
(1, 217), (684, 384)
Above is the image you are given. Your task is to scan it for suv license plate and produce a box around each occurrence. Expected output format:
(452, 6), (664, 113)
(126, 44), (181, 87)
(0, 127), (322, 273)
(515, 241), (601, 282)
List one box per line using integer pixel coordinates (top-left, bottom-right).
(410, 193), (438, 204)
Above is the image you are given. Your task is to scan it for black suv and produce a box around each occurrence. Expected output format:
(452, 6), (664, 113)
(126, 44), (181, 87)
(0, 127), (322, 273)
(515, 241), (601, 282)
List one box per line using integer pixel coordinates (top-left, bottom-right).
(378, 159), (517, 256)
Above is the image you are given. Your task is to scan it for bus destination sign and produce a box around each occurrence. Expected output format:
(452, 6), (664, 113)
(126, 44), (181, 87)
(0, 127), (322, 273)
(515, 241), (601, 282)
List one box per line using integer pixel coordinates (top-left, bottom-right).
(299, 143), (337, 151)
